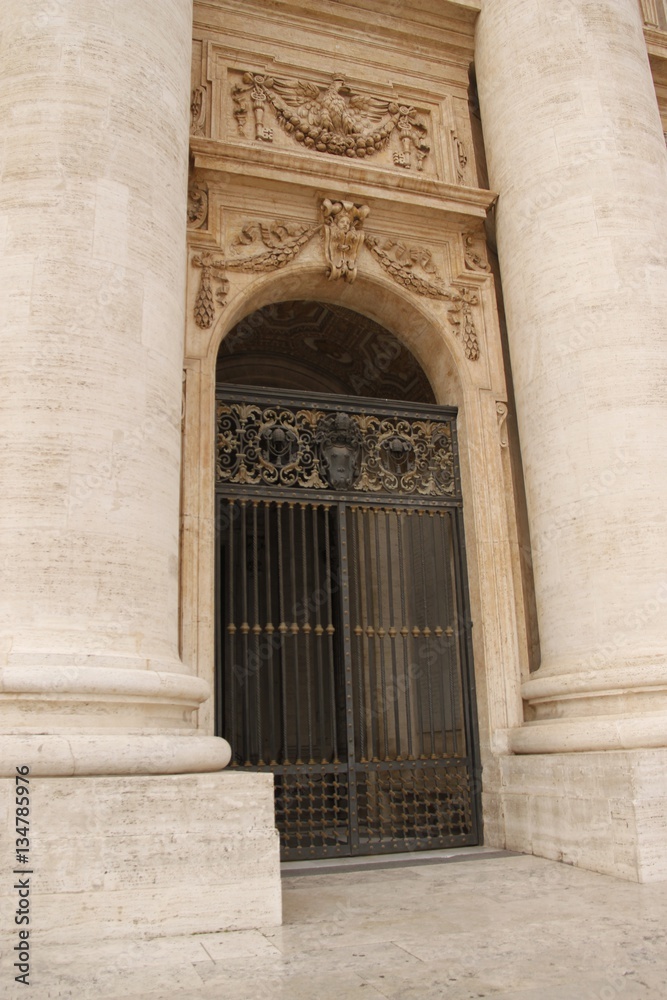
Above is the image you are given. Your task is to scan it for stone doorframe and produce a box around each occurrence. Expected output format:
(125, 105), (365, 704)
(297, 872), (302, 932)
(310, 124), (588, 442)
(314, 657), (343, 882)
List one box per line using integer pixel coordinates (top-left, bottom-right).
(180, 257), (529, 844)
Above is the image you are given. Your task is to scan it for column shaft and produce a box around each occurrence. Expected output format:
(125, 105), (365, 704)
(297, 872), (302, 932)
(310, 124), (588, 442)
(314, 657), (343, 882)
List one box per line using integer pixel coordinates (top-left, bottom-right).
(0, 0), (228, 772)
(476, 0), (667, 751)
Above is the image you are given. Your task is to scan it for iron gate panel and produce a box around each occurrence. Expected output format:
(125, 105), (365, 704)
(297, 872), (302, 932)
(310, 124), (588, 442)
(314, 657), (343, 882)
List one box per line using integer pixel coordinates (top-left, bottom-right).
(215, 387), (480, 859)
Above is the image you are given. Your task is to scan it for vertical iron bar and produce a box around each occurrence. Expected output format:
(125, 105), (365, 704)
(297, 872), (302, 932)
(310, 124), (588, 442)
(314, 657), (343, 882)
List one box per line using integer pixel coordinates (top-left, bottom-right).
(373, 507), (389, 761)
(264, 500), (277, 764)
(336, 502), (359, 854)
(276, 502), (289, 764)
(451, 502), (482, 844)
(429, 509), (448, 757)
(437, 510), (458, 754)
(239, 500), (250, 765)
(362, 506), (379, 761)
(312, 503), (328, 763)
(417, 510), (436, 757)
(226, 499), (237, 759)
(384, 506), (402, 760)
(252, 500), (264, 764)
(323, 505), (339, 763)
(451, 507), (475, 760)
(407, 511), (425, 757)
(214, 497), (224, 739)
(395, 508), (414, 760)
(350, 506), (367, 763)
(288, 502), (302, 764)
(300, 502), (314, 764)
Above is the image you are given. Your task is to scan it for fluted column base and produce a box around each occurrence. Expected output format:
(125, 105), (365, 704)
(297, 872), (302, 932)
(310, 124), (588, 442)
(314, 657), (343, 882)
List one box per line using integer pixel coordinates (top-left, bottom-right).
(0, 733), (230, 776)
(509, 714), (667, 755)
(510, 657), (667, 753)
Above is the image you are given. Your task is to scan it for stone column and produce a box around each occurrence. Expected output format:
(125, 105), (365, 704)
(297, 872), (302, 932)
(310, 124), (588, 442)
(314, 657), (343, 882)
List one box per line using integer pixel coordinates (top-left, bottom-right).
(0, 0), (229, 773)
(476, 0), (667, 753)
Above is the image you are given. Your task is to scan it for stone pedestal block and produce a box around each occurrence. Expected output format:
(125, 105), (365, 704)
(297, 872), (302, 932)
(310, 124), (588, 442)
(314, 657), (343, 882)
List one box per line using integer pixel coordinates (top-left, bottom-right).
(499, 750), (667, 882)
(0, 772), (281, 945)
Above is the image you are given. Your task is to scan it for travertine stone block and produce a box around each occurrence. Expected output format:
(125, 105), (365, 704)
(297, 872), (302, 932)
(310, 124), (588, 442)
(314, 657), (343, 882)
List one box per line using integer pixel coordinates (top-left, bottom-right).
(500, 750), (667, 882)
(0, 772), (281, 943)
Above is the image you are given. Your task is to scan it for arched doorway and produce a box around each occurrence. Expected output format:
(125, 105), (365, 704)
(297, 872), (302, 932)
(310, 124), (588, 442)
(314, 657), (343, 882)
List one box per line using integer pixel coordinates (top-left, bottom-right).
(214, 301), (481, 859)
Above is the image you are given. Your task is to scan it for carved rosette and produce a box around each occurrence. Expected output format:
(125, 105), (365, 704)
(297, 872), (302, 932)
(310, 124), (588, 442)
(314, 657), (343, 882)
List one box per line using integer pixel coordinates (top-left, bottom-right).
(216, 402), (456, 497)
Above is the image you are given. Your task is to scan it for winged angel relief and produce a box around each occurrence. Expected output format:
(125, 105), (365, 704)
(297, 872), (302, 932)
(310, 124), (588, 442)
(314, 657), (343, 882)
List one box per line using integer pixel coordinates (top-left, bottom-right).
(232, 73), (430, 171)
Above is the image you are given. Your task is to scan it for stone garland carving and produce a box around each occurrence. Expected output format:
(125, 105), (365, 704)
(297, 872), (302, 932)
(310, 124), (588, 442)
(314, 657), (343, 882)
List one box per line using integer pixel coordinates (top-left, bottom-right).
(364, 236), (449, 299)
(227, 222), (321, 273)
(192, 199), (482, 360)
(192, 252), (229, 329)
(364, 236), (481, 361)
(190, 86), (207, 137)
(463, 233), (491, 273)
(187, 182), (208, 230)
(231, 73), (430, 171)
(216, 402), (456, 496)
(447, 289), (480, 362)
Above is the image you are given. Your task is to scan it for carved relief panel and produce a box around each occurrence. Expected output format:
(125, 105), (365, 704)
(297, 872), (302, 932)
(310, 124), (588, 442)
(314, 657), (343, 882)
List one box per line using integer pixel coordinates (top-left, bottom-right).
(227, 70), (434, 174)
(189, 40), (487, 185)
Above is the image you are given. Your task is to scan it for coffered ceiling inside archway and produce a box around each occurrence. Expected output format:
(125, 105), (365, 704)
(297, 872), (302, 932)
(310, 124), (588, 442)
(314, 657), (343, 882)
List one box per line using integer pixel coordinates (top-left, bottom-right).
(216, 300), (436, 404)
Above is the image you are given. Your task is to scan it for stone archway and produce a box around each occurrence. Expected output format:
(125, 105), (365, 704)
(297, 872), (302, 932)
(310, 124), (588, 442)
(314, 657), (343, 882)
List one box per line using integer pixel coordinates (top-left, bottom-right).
(181, 265), (526, 854)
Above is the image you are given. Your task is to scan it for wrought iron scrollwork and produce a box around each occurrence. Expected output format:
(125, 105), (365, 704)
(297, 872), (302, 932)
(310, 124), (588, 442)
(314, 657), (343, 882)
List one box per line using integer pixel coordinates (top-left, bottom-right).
(216, 401), (456, 497)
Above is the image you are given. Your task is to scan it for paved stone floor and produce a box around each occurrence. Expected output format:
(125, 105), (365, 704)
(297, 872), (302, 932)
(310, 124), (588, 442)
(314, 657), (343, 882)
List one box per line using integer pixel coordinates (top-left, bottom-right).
(4, 851), (667, 999)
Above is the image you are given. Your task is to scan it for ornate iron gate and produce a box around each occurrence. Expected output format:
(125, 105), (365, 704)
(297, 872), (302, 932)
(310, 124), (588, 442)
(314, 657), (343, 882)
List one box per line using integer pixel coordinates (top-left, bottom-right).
(215, 386), (480, 859)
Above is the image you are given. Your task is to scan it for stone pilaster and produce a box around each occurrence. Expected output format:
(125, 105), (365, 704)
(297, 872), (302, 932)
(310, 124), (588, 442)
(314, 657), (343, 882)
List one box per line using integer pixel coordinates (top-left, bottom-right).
(476, 0), (667, 754)
(0, 0), (228, 773)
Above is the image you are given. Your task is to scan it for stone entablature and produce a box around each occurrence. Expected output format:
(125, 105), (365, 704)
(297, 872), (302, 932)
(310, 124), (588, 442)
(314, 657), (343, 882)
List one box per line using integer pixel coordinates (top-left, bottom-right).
(191, 0), (483, 189)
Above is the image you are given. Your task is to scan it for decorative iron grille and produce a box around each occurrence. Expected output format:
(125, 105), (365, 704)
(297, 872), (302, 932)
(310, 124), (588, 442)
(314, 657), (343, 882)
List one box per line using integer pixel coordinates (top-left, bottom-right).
(216, 398), (457, 497)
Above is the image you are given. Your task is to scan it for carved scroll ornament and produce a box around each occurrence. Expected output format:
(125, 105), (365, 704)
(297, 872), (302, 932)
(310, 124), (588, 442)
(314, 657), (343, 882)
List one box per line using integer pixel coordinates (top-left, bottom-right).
(191, 86), (207, 137)
(187, 182), (208, 230)
(463, 232), (491, 273)
(232, 73), (430, 171)
(496, 402), (509, 448)
(216, 402), (456, 496)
